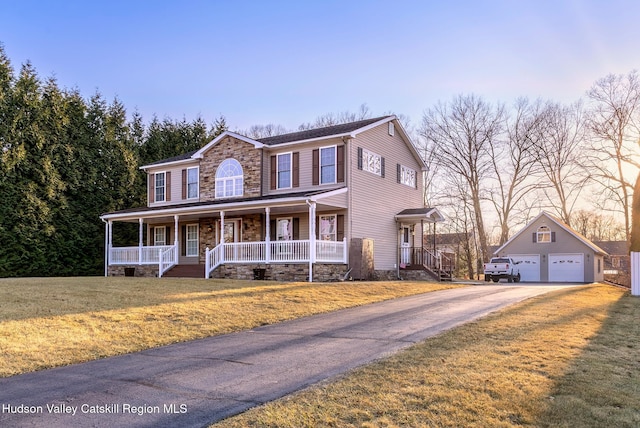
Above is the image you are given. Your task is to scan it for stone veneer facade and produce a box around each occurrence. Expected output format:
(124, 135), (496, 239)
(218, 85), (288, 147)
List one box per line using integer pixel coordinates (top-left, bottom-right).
(108, 265), (159, 278)
(199, 136), (262, 201)
(210, 263), (348, 282)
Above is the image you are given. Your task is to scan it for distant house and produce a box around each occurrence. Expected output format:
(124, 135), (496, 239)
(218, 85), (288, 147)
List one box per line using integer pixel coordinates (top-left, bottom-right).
(493, 212), (607, 283)
(100, 116), (446, 281)
(593, 240), (629, 286)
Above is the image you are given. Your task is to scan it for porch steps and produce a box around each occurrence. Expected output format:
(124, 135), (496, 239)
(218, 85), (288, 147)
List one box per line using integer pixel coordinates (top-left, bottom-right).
(163, 264), (205, 278)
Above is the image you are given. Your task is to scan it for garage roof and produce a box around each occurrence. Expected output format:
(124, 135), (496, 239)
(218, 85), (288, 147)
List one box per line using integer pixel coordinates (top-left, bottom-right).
(494, 211), (608, 256)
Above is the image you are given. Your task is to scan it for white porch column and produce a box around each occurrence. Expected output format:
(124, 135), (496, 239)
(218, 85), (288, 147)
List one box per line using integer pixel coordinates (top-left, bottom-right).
(104, 220), (109, 277)
(107, 220), (113, 276)
(265, 207), (271, 263)
(220, 211), (225, 263)
(308, 201), (316, 282)
(174, 215), (179, 262)
(138, 218), (143, 264)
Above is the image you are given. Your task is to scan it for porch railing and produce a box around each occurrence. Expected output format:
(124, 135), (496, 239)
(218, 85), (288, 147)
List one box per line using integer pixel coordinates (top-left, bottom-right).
(402, 247), (453, 280)
(158, 245), (177, 278)
(109, 245), (177, 277)
(110, 246), (175, 265)
(205, 239), (347, 278)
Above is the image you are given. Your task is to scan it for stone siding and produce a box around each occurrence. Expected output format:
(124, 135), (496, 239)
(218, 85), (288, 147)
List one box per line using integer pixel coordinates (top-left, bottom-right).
(210, 263), (348, 282)
(199, 136), (262, 201)
(108, 265), (159, 278)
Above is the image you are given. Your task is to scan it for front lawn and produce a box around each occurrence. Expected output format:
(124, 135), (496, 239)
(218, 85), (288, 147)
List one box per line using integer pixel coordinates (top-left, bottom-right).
(0, 277), (459, 377)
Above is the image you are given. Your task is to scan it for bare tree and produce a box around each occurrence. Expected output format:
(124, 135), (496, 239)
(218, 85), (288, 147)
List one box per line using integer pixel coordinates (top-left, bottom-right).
(572, 210), (626, 241)
(532, 101), (588, 227)
(298, 103), (372, 130)
(488, 98), (545, 244)
(584, 70), (640, 244)
(420, 94), (504, 262)
(239, 123), (291, 139)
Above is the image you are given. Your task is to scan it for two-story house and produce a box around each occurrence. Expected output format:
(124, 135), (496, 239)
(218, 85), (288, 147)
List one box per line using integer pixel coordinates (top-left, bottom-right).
(100, 115), (445, 281)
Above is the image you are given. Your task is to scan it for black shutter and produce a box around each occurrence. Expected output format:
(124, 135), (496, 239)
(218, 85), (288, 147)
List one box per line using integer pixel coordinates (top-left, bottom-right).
(270, 155), (277, 190)
(337, 214), (345, 241)
(551, 232), (556, 242)
(357, 147), (363, 170)
(293, 218), (300, 240)
(532, 232), (537, 243)
(293, 152), (300, 187)
(181, 225), (186, 256)
(270, 219), (276, 241)
(312, 149), (319, 185)
(381, 157), (385, 178)
(397, 164), (401, 183)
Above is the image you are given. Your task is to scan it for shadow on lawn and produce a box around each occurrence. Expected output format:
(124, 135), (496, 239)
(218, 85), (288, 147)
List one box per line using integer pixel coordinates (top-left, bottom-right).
(535, 288), (640, 428)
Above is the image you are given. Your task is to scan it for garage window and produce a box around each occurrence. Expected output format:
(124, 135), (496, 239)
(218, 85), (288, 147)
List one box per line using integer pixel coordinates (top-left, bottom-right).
(533, 226), (555, 243)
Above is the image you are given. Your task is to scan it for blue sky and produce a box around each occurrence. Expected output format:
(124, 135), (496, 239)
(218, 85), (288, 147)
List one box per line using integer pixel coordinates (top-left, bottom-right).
(2, 0), (639, 132)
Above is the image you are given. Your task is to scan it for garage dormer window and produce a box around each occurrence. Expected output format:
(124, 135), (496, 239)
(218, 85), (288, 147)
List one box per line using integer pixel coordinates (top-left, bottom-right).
(536, 225), (552, 243)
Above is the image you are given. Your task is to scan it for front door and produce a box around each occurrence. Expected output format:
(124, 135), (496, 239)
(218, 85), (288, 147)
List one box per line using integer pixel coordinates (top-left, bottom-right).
(401, 226), (411, 266)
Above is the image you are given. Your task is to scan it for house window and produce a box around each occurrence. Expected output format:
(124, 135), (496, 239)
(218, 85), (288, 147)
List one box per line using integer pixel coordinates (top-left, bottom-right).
(187, 167), (198, 199)
(155, 172), (166, 202)
(319, 215), (337, 241)
(388, 122), (395, 136)
(215, 159), (243, 198)
(320, 146), (336, 184)
(399, 165), (416, 188)
(186, 224), (198, 257)
(277, 218), (293, 241)
(537, 225), (551, 243)
(277, 153), (292, 189)
(362, 149), (382, 176)
(154, 227), (166, 246)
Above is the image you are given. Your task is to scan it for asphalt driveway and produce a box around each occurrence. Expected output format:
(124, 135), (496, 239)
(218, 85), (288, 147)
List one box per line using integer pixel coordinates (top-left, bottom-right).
(0, 284), (577, 427)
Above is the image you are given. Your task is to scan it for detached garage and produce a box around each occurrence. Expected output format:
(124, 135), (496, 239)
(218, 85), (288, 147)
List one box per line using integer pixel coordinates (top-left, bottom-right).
(494, 212), (607, 283)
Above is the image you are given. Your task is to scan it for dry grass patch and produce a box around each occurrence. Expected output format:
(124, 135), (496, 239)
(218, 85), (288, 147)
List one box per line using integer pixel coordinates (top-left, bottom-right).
(0, 277), (459, 377)
(213, 284), (640, 428)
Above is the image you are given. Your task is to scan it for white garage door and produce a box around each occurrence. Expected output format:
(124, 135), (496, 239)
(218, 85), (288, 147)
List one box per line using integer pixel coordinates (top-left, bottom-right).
(549, 253), (584, 282)
(509, 254), (540, 282)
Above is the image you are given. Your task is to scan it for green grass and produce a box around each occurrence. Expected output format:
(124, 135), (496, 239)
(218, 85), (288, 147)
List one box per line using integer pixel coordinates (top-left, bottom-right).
(0, 277), (460, 377)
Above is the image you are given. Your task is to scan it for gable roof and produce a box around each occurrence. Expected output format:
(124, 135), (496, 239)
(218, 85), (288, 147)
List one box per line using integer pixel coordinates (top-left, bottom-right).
(257, 116), (392, 146)
(494, 211), (608, 255)
(140, 114), (425, 170)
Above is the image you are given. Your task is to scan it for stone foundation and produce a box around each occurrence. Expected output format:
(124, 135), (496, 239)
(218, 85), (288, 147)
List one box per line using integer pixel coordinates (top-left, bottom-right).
(399, 269), (438, 281)
(108, 265), (159, 278)
(210, 263), (348, 282)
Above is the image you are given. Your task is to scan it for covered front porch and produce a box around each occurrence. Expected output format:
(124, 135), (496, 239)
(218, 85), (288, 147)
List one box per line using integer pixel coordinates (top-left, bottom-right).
(101, 189), (349, 281)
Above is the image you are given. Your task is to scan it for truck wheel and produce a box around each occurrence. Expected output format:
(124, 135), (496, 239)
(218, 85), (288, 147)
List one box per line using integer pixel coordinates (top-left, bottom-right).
(492, 277), (499, 283)
(515, 273), (521, 283)
(484, 275), (490, 282)
(508, 276), (513, 283)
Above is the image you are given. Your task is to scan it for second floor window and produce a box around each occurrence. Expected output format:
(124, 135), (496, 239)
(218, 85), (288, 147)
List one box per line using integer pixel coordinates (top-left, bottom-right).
(187, 167), (198, 199)
(399, 165), (416, 188)
(362, 149), (382, 176)
(155, 172), (166, 202)
(320, 146), (336, 184)
(215, 158), (243, 198)
(277, 153), (292, 189)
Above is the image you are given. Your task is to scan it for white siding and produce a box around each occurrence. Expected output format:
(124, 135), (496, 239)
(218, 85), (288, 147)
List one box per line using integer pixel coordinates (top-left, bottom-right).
(349, 124), (425, 271)
(147, 161), (199, 207)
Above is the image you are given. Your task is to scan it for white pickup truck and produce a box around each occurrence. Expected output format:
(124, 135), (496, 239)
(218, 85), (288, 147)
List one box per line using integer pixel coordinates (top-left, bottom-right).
(483, 257), (521, 283)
